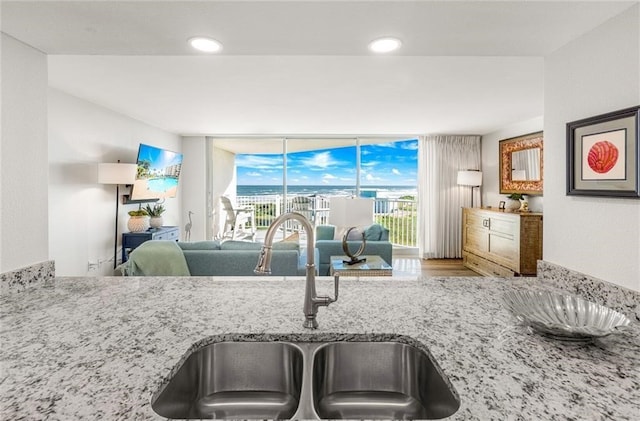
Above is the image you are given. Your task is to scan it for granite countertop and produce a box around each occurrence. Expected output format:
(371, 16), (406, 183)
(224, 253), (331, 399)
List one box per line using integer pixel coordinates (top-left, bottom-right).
(1, 275), (639, 420)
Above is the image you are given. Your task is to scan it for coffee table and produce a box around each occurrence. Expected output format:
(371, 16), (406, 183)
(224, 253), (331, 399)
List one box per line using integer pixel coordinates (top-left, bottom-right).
(330, 255), (393, 278)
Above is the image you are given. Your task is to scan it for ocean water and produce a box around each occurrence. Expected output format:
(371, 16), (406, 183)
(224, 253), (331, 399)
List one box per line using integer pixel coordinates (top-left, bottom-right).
(237, 185), (416, 199)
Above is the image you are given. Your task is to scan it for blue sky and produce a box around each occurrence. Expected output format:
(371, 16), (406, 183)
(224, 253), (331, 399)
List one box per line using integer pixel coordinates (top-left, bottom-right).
(236, 139), (417, 186)
(137, 143), (183, 171)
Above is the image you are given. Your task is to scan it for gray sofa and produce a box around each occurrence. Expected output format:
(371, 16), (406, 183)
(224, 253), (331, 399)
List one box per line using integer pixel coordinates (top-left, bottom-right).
(315, 224), (393, 275)
(178, 240), (312, 276)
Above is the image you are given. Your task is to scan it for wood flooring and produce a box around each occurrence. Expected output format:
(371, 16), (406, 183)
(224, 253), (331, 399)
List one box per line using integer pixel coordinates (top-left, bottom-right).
(391, 257), (479, 277)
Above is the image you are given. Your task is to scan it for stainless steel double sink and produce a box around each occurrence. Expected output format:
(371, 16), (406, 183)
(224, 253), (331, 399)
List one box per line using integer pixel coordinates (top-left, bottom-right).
(151, 337), (460, 420)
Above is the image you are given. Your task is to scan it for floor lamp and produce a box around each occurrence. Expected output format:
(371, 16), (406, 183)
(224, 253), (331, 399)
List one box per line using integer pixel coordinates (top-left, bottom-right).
(98, 162), (138, 269)
(457, 170), (483, 208)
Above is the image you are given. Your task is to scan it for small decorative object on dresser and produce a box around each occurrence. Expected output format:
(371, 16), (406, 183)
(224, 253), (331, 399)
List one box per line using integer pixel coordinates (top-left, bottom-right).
(341, 227), (367, 265)
(462, 207), (542, 276)
(505, 193), (523, 211)
(144, 203), (166, 229)
(127, 209), (149, 232)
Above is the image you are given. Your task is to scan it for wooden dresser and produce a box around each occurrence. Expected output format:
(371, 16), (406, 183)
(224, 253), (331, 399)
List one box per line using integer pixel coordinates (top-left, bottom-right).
(462, 207), (542, 277)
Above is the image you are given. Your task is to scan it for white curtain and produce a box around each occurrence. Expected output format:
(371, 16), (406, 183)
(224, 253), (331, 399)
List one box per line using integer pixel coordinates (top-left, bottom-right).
(418, 135), (481, 259)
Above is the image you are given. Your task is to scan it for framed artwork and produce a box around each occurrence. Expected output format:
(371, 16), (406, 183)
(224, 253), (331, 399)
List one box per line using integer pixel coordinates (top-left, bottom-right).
(566, 106), (640, 198)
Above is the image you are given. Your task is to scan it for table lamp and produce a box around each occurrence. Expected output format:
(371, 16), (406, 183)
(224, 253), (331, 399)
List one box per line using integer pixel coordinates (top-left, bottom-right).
(457, 170), (483, 208)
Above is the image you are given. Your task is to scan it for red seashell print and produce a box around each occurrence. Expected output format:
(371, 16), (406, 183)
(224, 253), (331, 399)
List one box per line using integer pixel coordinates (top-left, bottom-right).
(587, 141), (618, 173)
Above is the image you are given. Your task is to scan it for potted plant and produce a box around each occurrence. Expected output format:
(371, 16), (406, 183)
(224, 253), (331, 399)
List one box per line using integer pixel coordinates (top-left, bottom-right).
(144, 203), (166, 229)
(506, 193), (526, 211)
(127, 208), (149, 232)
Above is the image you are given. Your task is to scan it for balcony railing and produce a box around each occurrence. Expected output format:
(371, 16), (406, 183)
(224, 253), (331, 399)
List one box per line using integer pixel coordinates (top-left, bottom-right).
(236, 195), (417, 248)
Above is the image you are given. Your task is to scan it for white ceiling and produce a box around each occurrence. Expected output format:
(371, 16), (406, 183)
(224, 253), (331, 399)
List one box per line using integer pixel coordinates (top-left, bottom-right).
(2, 1), (636, 136)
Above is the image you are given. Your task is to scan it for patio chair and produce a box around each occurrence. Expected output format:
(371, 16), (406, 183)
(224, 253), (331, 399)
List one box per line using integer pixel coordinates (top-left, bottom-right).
(220, 196), (256, 240)
(288, 195), (315, 232)
(291, 196), (313, 220)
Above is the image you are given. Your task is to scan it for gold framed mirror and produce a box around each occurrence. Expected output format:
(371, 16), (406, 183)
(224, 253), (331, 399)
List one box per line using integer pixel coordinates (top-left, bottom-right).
(499, 131), (543, 195)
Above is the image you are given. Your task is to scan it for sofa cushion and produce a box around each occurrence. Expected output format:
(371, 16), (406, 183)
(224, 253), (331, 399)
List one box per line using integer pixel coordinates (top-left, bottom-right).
(177, 241), (221, 250)
(316, 225), (336, 241)
(221, 240), (300, 252)
(221, 240), (263, 250)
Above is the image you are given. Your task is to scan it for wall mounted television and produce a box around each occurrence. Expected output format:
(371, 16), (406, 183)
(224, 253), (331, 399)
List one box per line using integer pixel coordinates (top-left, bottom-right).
(129, 143), (183, 201)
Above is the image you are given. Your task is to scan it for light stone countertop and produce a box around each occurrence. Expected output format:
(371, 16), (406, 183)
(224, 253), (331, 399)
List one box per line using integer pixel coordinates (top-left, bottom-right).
(1, 275), (639, 420)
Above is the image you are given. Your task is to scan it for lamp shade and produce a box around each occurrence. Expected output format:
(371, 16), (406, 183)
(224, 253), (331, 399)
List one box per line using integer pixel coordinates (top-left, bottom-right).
(457, 170), (483, 187)
(98, 163), (137, 185)
(329, 197), (374, 227)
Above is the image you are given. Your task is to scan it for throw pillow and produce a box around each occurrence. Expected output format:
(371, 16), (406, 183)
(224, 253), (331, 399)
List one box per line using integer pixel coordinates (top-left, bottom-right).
(280, 231), (300, 243)
(364, 224), (383, 241)
(334, 226), (365, 240)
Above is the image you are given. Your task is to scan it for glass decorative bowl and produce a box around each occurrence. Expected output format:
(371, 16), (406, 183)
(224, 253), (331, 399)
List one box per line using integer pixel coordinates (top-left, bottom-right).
(502, 290), (632, 341)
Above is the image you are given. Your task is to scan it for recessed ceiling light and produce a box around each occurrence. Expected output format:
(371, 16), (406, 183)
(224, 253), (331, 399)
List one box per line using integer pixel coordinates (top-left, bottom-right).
(368, 37), (402, 53)
(189, 37), (223, 53)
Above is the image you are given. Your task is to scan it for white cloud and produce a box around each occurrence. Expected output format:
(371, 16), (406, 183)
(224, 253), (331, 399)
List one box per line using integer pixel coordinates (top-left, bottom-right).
(392, 168), (401, 175)
(401, 141), (419, 150)
(301, 151), (338, 169)
(246, 171), (261, 177)
(236, 155), (283, 169)
(323, 173), (337, 180)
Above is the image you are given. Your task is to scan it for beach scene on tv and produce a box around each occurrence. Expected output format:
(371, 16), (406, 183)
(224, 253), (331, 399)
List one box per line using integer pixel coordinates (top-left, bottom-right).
(130, 144), (183, 200)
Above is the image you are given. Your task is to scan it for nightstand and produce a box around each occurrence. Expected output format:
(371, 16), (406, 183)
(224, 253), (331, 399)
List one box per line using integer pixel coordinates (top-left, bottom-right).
(122, 226), (180, 263)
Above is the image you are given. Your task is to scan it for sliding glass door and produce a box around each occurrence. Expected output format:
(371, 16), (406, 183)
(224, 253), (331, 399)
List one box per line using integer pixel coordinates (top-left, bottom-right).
(212, 136), (418, 246)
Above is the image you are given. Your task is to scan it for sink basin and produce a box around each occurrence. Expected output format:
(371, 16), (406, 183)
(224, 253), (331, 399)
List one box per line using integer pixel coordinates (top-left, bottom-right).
(151, 341), (304, 419)
(151, 337), (459, 420)
(312, 342), (460, 419)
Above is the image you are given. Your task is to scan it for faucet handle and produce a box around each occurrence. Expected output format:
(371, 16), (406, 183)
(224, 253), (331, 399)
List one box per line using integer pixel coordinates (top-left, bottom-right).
(317, 276), (339, 306)
(330, 275), (339, 304)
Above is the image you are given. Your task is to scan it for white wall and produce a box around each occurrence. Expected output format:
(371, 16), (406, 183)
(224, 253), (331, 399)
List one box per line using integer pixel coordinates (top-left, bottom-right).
(1, 34), (49, 273)
(544, 4), (640, 291)
(481, 116), (544, 212)
(48, 89), (182, 276)
(180, 136), (208, 241)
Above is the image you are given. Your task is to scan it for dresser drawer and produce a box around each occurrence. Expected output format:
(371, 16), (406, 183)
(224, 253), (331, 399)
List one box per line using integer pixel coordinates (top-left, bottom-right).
(463, 251), (515, 277)
(165, 229), (179, 241)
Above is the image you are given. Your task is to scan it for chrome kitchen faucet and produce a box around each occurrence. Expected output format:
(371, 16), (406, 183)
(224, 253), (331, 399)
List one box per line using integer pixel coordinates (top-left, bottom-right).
(254, 212), (339, 329)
